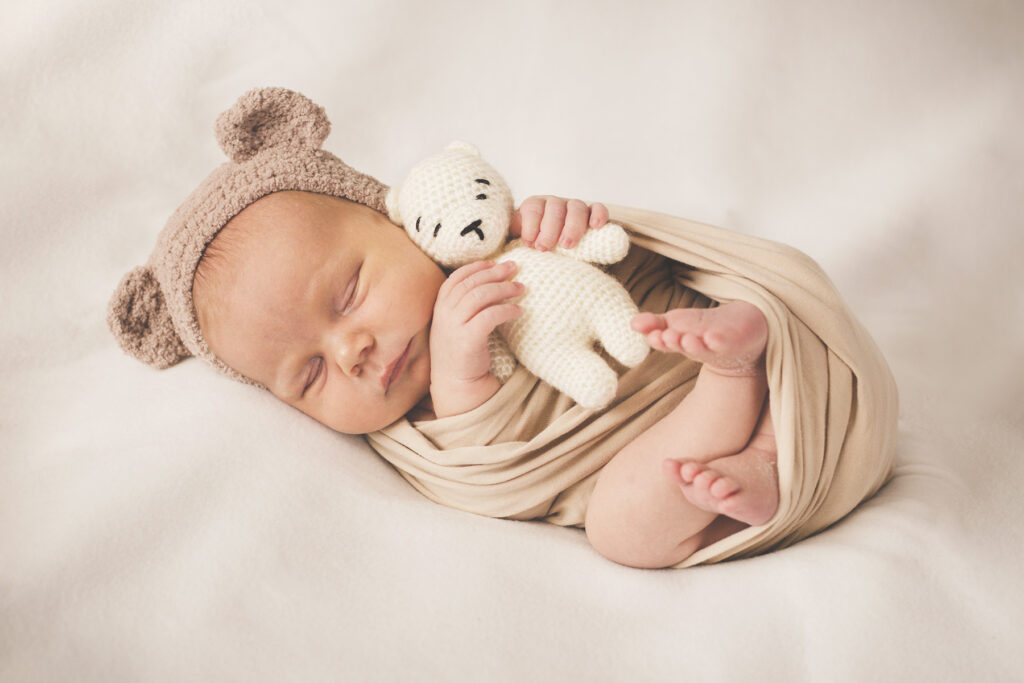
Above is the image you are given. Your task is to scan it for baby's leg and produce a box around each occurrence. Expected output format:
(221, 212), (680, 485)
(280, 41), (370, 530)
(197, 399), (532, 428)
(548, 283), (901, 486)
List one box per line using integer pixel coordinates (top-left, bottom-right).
(635, 303), (778, 526)
(633, 303), (769, 460)
(585, 301), (777, 568)
(666, 405), (778, 527)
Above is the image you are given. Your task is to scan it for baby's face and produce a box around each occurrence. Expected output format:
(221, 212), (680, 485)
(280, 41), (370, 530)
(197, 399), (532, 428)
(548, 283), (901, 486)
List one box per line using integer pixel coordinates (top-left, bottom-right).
(198, 191), (446, 433)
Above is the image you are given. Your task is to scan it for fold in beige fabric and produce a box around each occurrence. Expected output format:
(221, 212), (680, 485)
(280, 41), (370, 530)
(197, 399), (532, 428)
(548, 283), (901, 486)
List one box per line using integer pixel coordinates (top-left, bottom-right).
(367, 205), (899, 567)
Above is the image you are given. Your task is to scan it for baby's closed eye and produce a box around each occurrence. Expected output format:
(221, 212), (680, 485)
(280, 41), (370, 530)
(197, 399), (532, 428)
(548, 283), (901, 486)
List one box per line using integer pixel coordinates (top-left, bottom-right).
(336, 265), (362, 316)
(301, 357), (323, 397)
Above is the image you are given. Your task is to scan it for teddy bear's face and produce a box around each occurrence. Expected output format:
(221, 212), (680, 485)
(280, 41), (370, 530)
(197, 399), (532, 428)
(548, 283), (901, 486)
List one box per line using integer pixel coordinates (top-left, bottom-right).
(391, 145), (515, 268)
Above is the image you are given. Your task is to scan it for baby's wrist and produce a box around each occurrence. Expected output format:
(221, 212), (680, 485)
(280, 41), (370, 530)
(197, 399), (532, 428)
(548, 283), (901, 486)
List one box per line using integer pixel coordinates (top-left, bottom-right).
(429, 373), (501, 418)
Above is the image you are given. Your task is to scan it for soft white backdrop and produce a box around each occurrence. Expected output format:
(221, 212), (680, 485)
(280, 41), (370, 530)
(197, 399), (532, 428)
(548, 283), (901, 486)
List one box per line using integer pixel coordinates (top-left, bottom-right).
(2, 1), (1022, 681)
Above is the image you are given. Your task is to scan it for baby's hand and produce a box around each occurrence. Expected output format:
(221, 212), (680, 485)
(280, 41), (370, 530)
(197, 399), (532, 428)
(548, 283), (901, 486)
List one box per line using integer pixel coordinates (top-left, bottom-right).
(510, 195), (609, 251)
(429, 260), (523, 417)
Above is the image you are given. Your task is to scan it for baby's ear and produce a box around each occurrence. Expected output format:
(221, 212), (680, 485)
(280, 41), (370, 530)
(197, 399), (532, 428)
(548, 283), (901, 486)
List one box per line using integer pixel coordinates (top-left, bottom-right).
(445, 140), (480, 156)
(214, 87), (331, 163)
(107, 266), (191, 369)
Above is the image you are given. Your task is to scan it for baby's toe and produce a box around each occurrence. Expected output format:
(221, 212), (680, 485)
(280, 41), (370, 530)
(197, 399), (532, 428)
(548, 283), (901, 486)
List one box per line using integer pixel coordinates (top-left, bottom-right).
(662, 329), (683, 350)
(679, 461), (702, 483)
(646, 330), (667, 351)
(662, 459), (684, 483)
(692, 469), (720, 490)
(680, 333), (708, 357)
(631, 312), (663, 332)
(709, 475), (740, 500)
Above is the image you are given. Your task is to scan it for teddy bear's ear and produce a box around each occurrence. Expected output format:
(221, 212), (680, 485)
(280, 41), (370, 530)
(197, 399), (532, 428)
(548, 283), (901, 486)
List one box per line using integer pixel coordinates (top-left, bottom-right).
(445, 140), (480, 156)
(107, 266), (191, 369)
(214, 87), (331, 163)
(384, 185), (404, 226)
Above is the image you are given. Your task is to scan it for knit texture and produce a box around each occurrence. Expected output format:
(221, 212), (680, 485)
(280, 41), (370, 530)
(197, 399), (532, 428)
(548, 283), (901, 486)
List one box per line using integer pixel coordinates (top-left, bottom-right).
(387, 143), (649, 410)
(107, 87), (389, 385)
(385, 141), (514, 267)
(495, 238), (649, 408)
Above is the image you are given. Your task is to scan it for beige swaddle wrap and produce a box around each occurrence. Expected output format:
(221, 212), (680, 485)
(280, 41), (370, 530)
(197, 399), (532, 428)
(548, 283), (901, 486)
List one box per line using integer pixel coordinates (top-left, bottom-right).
(367, 205), (898, 567)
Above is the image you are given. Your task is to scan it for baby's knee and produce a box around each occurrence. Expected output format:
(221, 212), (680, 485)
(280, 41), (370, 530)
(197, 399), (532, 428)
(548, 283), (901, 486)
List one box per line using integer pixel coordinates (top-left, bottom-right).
(585, 465), (698, 569)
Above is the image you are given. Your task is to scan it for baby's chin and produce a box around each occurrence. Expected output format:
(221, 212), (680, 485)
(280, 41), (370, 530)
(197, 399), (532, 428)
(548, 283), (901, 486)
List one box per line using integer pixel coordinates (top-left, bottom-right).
(326, 378), (431, 434)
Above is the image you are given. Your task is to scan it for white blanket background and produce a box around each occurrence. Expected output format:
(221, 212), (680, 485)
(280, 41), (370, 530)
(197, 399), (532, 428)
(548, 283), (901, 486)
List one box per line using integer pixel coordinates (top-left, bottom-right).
(2, 1), (1022, 680)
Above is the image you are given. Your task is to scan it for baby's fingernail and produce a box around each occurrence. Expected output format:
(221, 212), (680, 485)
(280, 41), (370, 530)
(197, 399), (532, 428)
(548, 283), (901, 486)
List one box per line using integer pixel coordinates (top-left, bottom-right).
(560, 236), (574, 248)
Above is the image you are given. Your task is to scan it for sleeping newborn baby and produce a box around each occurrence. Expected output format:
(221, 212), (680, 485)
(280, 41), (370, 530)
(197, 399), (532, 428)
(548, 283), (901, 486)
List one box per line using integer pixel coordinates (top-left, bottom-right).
(189, 188), (778, 568)
(110, 88), (897, 569)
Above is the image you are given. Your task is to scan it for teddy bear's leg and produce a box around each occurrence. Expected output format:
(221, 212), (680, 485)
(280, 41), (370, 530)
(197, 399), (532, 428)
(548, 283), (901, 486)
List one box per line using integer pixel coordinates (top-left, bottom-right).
(487, 330), (517, 383)
(526, 345), (619, 410)
(591, 293), (650, 369)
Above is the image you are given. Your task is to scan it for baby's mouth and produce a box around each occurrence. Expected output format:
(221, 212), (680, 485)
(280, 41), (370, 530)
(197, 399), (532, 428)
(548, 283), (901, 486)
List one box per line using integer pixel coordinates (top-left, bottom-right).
(382, 339), (412, 394)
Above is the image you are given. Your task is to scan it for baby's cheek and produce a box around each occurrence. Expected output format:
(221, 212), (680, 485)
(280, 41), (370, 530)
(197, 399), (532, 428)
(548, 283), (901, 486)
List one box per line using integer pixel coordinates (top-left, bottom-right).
(409, 347), (432, 393)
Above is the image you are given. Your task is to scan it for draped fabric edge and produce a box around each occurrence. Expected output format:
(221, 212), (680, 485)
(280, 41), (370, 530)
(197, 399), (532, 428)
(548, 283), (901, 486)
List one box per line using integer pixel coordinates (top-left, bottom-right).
(609, 205), (899, 567)
(366, 204), (899, 569)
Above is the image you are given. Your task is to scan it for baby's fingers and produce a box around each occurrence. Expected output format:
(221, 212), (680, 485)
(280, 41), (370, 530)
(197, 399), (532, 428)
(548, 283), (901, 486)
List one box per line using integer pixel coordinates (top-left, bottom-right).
(511, 196), (547, 245)
(443, 259), (496, 291)
(451, 279), (524, 322)
(534, 197), (568, 251)
(466, 302), (522, 338)
(555, 199), (589, 249)
(443, 260), (516, 296)
(537, 198), (606, 250)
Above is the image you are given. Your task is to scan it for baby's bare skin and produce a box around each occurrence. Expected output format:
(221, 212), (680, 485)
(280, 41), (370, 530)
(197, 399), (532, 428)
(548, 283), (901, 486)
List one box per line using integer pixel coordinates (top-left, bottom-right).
(637, 303), (779, 527)
(196, 188), (777, 568)
(585, 300), (778, 568)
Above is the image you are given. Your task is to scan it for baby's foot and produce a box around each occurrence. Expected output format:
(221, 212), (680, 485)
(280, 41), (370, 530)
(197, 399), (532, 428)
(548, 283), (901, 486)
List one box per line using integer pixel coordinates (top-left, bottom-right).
(663, 440), (779, 526)
(632, 301), (768, 376)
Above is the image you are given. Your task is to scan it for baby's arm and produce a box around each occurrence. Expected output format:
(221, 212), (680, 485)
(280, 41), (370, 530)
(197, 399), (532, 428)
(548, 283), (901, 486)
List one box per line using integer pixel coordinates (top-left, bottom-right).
(429, 260), (523, 418)
(510, 196), (609, 251)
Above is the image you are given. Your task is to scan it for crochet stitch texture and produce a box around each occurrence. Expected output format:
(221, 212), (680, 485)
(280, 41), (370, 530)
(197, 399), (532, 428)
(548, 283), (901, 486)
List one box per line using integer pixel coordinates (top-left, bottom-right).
(387, 142), (649, 409)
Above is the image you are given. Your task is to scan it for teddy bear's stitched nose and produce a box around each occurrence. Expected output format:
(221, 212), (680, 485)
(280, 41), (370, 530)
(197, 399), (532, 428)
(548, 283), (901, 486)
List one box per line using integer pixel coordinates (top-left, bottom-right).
(460, 219), (485, 241)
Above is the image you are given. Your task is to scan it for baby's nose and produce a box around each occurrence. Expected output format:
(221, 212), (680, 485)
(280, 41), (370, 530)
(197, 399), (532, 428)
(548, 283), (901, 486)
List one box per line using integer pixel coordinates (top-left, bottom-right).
(334, 329), (374, 378)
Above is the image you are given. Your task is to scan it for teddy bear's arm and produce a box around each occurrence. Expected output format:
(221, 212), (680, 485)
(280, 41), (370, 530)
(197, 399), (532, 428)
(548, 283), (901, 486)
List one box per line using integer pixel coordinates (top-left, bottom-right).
(552, 222), (632, 265)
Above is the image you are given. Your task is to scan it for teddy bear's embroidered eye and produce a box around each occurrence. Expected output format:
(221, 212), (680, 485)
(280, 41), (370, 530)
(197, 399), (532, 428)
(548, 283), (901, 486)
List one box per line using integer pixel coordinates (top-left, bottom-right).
(415, 216), (421, 232)
(475, 178), (490, 185)
(433, 222), (442, 237)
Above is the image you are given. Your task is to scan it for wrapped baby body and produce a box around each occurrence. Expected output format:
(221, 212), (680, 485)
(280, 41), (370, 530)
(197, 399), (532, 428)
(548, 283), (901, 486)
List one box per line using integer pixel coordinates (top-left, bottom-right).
(367, 205), (898, 567)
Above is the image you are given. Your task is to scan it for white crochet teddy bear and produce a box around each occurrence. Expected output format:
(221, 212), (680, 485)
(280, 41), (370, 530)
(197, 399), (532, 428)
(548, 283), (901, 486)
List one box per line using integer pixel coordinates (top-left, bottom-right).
(385, 142), (649, 410)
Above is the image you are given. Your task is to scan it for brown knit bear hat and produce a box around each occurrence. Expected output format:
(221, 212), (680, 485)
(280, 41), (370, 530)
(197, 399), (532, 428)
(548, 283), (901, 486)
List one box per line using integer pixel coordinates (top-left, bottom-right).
(107, 87), (389, 386)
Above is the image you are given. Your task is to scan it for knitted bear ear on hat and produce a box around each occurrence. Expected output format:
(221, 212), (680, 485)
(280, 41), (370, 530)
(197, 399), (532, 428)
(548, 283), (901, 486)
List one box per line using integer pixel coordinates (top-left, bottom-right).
(214, 87), (331, 162)
(107, 266), (191, 369)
